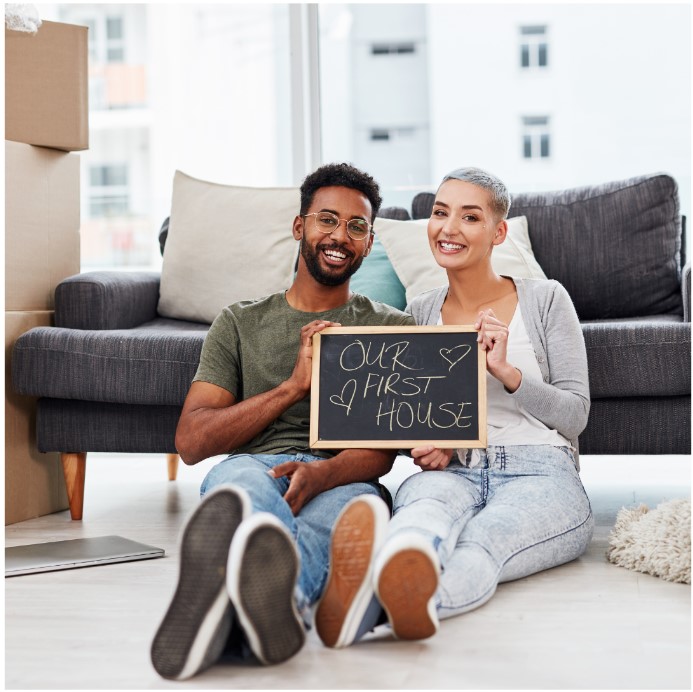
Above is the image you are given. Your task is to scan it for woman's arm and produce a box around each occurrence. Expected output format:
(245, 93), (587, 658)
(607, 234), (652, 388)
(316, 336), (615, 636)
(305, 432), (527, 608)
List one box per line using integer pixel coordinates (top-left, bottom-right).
(506, 282), (590, 440)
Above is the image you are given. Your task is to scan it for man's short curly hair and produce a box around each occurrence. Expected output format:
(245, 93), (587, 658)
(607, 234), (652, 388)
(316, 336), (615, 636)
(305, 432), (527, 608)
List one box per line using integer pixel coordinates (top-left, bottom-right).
(299, 162), (382, 222)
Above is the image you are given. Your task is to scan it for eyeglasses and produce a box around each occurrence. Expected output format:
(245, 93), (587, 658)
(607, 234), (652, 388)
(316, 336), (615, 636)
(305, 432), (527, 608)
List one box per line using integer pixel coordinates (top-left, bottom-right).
(303, 212), (372, 241)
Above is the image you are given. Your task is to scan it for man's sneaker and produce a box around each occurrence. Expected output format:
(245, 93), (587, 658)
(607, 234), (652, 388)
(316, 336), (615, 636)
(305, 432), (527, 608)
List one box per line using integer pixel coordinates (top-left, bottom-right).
(150, 485), (250, 680)
(226, 512), (305, 665)
(315, 495), (390, 648)
(373, 532), (440, 641)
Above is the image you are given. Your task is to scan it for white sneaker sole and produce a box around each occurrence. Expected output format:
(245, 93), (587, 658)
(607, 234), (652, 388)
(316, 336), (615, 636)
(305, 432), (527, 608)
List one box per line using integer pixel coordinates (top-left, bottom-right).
(315, 495), (390, 648)
(374, 533), (440, 641)
(227, 513), (305, 665)
(151, 485), (250, 679)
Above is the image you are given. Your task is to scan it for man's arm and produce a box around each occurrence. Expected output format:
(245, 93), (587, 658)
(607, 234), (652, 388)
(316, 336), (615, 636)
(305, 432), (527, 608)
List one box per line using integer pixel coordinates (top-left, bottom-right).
(175, 320), (337, 464)
(175, 380), (304, 464)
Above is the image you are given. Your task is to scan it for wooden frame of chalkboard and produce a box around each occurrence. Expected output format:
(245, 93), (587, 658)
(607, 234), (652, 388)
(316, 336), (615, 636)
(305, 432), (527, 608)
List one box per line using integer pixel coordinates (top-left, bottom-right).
(310, 326), (487, 449)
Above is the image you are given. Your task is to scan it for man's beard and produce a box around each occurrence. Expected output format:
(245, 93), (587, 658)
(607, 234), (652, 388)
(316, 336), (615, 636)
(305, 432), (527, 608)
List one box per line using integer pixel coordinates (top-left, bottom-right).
(300, 239), (365, 286)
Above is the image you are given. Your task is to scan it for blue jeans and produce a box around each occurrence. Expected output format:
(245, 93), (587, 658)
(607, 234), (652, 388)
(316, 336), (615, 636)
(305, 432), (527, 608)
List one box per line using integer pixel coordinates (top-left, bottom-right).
(200, 453), (381, 615)
(386, 445), (594, 619)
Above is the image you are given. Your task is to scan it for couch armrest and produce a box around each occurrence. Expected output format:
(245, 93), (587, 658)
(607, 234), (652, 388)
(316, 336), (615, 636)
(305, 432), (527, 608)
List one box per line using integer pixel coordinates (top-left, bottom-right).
(55, 271), (161, 330)
(683, 263), (691, 322)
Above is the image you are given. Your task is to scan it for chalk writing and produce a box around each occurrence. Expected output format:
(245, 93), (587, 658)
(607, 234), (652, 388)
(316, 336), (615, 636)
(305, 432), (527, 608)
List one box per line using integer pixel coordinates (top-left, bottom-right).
(311, 327), (486, 448)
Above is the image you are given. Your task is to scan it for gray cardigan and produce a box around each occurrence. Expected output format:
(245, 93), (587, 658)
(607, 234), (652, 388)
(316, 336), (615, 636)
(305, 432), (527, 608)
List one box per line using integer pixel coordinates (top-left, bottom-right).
(406, 278), (590, 452)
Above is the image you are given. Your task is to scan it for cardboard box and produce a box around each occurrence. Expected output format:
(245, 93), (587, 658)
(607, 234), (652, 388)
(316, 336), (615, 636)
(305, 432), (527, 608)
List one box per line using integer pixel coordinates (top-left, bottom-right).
(5, 20), (89, 151)
(5, 141), (81, 311)
(5, 310), (68, 525)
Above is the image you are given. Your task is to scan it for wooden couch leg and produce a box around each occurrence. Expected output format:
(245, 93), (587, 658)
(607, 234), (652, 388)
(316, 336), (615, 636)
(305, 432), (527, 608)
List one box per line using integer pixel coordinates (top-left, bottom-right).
(61, 453), (86, 520)
(167, 453), (179, 481)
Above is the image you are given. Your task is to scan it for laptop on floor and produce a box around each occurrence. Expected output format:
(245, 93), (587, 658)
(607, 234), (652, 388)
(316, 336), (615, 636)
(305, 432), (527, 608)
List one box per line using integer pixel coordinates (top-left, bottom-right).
(5, 535), (165, 577)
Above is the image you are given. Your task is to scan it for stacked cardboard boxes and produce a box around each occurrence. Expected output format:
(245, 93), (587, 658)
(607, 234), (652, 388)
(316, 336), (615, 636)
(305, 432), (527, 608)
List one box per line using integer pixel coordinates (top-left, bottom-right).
(5, 20), (88, 525)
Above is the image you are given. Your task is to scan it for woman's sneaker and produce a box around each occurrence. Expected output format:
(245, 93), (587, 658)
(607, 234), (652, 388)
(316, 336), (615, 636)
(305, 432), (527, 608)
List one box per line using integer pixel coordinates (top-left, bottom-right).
(315, 495), (390, 648)
(373, 532), (440, 640)
(151, 485), (251, 679)
(226, 513), (306, 665)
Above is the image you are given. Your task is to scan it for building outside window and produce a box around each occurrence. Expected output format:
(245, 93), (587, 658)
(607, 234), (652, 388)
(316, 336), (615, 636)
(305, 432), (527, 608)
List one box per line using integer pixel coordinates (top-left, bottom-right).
(522, 116), (551, 159)
(320, 4), (431, 209)
(369, 126), (417, 143)
(42, 3), (292, 271)
(37, 3), (689, 268)
(520, 25), (548, 69)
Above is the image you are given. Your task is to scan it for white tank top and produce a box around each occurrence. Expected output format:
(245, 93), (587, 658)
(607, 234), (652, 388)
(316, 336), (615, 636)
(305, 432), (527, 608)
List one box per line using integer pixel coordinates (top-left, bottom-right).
(438, 305), (570, 457)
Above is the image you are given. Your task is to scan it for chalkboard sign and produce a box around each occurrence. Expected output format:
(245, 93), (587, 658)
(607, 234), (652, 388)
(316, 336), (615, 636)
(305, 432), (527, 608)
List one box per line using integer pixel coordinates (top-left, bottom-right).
(310, 327), (486, 449)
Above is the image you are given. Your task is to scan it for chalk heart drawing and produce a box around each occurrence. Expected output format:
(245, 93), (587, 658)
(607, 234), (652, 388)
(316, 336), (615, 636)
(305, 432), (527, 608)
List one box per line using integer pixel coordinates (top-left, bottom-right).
(330, 379), (357, 415)
(440, 344), (472, 371)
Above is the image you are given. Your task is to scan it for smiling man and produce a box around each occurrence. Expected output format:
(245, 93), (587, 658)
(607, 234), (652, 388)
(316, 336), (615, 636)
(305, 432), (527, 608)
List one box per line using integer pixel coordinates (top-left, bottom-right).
(150, 163), (413, 681)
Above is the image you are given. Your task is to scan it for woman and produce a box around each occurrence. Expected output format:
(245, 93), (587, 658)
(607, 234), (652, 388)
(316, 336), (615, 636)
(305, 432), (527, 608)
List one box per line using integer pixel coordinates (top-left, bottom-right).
(315, 167), (594, 648)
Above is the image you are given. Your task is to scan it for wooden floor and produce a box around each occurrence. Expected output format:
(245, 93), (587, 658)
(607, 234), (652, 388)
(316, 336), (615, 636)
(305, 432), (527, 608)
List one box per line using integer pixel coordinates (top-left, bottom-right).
(5, 453), (691, 690)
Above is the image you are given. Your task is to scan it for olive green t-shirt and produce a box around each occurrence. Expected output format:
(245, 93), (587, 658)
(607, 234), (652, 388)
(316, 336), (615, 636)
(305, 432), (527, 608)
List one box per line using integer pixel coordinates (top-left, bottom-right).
(193, 291), (414, 457)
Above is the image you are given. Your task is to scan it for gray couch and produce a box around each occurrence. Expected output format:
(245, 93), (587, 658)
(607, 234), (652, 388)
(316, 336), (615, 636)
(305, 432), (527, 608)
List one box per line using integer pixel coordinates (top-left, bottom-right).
(12, 173), (691, 520)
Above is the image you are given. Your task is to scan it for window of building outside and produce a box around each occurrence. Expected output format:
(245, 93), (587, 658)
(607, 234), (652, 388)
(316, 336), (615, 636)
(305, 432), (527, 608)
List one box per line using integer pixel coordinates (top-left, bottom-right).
(89, 164), (129, 216)
(370, 127), (417, 142)
(520, 25), (548, 69)
(371, 42), (416, 55)
(522, 116), (551, 159)
(46, 3), (292, 271)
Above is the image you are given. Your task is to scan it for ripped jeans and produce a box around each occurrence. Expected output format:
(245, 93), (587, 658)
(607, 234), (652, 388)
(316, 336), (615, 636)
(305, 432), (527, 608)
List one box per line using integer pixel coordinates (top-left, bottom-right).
(387, 445), (594, 618)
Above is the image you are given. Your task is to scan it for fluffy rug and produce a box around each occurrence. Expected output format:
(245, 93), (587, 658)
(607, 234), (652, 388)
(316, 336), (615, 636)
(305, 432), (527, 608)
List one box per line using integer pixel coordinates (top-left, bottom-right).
(607, 499), (691, 584)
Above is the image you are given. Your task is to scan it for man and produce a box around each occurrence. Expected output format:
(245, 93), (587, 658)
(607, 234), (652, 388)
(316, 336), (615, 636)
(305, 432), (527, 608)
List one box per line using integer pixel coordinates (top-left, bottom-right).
(150, 163), (413, 680)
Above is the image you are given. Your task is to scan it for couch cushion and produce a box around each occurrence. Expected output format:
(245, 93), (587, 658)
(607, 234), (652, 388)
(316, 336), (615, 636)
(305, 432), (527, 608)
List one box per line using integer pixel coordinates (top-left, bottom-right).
(375, 215), (546, 303)
(349, 235), (407, 310)
(579, 396), (690, 455)
(36, 400), (182, 454)
(583, 320), (691, 398)
(510, 175), (683, 320)
(158, 171), (300, 324)
(339, 205), (410, 310)
(12, 319), (208, 406)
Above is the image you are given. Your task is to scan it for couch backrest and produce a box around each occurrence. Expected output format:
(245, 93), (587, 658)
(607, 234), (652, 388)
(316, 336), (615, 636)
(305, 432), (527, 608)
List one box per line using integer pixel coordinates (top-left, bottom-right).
(412, 174), (683, 320)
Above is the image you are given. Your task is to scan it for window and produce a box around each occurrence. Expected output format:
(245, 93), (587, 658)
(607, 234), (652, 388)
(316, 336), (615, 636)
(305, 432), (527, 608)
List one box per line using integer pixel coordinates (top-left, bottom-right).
(371, 129), (390, 141)
(75, 13), (128, 64)
(106, 16), (125, 62)
(89, 164), (129, 217)
(520, 25), (548, 69)
(522, 116), (551, 159)
(42, 4), (293, 271)
(371, 42), (416, 55)
(369, 127), (417, 143)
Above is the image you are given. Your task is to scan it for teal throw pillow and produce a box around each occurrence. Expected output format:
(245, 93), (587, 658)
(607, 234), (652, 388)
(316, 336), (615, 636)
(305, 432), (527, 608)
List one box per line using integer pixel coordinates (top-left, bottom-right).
(350, 235), (407, 311)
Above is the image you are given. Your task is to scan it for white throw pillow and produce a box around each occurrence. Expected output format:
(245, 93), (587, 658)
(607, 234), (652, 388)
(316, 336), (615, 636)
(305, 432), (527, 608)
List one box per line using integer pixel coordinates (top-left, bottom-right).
(158, 171), (300, 324)
(375, 215), (546, 303)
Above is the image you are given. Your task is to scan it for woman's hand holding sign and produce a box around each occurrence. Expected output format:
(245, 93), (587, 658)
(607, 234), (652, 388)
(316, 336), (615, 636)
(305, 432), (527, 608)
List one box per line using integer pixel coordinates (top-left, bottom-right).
(411, 446), (454, 471)
(475, 308), (521, 393)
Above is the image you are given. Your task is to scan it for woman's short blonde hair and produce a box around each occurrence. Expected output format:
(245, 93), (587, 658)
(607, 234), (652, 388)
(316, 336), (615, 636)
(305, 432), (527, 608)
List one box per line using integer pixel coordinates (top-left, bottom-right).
(440, 167), (511, 220)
